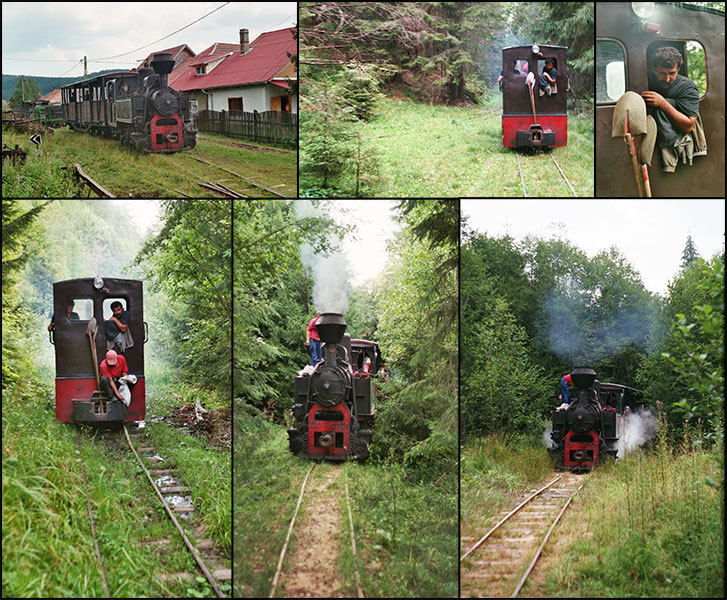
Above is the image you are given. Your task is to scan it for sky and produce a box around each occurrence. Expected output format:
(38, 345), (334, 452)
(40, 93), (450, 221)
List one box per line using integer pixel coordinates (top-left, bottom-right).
(2, 2), (297, 79)
(462, 199), (725, 296)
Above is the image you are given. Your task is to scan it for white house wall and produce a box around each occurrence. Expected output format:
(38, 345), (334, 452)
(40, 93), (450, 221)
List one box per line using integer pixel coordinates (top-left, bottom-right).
(207, 85), (298, 114)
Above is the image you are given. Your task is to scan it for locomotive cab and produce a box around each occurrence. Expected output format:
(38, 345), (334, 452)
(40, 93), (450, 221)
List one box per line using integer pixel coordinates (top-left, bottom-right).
(502, 44), (568, 149)
(51, 277), (147, 424)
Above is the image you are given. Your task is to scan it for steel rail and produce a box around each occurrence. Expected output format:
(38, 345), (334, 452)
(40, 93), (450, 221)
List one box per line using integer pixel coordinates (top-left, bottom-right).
(549, 153), (577, 197)
(460, 476), (563, 562)
(269, 462), (316, 598)
(344, 463), (365, 598)
(76, 429), (111, 597)
(123, 425), (225, 598)
(186, 154), (292, 198)
(510, 482), (585, 598)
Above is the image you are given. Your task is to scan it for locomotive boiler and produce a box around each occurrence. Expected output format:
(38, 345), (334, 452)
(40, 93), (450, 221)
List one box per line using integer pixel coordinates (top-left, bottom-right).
(550, 366), (641, 472)
(61, 52), (196, 153)
(288, 312), (376, 461)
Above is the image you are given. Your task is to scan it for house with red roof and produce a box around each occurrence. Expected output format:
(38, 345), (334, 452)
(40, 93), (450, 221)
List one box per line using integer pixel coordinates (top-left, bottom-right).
(137, 44), (196, 89)
(170, 26), (297, 115)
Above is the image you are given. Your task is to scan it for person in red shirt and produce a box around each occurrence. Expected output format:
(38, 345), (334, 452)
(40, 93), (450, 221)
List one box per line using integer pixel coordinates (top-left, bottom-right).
(100, 349), (129, 402)
(305, 311), (322, 366)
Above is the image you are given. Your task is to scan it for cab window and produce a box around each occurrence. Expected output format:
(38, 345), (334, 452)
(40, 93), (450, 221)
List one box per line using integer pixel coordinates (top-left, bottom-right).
(596, 39), (626, 103)
(67, 298), (93, 321)
(103, 298), (128, 320)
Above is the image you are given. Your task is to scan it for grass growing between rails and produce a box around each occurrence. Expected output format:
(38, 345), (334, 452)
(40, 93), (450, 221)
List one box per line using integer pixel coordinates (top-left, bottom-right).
(300, 95), (594, 198)
(527, 426), (724, 599)
(234, 401), (458, 598)
(2, 379), (223, 598)
(2, 125), (297, 198)
(460, 432), (554, 544)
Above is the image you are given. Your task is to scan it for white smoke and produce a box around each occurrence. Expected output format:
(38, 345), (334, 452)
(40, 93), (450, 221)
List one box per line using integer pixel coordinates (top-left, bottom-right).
(295, 201), (351, 314)
(542, 422), (554, 449)
(616, 408), (658, 459)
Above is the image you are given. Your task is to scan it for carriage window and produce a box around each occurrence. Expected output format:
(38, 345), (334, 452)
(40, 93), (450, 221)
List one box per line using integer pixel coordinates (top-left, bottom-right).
(537, 58), (558, 74)
(67, 298), (93, 321)
(596, 40), (626, 103)
(511, 59), (530, 76)
(103, 298), (128, 320)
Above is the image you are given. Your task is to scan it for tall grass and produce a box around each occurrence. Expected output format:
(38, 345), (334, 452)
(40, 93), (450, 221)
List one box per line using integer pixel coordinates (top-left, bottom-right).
(461, 431), (553, 540)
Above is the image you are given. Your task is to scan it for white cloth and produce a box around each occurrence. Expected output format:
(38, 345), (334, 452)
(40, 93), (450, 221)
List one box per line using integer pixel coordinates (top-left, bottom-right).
(116, 374), (137, 407)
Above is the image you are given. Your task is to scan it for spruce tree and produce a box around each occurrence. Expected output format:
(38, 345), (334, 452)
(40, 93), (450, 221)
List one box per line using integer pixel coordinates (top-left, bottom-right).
(680, 235), (700, 269)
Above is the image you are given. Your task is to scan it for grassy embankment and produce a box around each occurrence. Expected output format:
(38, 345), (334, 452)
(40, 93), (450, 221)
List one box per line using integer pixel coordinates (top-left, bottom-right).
(234, 401), (458, 598)
(1, 125), (297, 198)
(462, 424), (724, 598)
(2, 374), (231, 598)
(300, 95), (594, 198)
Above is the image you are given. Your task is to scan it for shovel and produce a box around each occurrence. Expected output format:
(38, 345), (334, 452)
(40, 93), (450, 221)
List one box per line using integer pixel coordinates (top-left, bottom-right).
(87, 317), (102, 410)
(526, 71), (537, 125)
(612, 91), (647, 197)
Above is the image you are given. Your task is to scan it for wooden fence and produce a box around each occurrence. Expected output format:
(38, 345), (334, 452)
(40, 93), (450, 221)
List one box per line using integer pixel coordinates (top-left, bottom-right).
(194, 109), (297, 148)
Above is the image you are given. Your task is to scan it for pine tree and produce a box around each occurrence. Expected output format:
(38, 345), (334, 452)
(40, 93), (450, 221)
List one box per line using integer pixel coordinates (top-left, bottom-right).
(680, 235), (700, 269)
(8, 76), (41, 107)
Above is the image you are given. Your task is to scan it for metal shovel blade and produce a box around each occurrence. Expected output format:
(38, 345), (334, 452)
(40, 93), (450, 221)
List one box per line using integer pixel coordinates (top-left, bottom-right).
(640, 115), (657, 166)
(611, 91), (647, 137)
(86, 316), (98, 337)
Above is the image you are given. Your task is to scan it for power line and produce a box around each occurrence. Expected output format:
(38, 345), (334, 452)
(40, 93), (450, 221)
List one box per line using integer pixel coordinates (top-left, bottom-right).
(91, 2), (231, 61)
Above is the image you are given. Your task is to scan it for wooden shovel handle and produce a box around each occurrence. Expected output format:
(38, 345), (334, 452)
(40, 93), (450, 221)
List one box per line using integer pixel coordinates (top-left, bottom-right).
(624, 133), (644, 197)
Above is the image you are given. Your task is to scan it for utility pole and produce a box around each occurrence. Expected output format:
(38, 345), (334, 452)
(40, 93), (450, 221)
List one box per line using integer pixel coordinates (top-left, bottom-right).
(21, 76), (25, 101)
(84, 56), (87, 80)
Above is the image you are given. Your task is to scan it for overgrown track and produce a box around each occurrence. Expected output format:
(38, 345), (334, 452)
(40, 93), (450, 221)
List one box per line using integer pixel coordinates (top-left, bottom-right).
(516, 149), (577, 197)
(269, 463), (365, 598)
(460, 472), (585, 598)
(75, 423), (230, 597)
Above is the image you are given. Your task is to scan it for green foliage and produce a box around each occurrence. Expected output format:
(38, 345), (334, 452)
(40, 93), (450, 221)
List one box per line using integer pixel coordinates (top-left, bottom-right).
(8, 75), (40, 107)
(136, 200), (231, 395)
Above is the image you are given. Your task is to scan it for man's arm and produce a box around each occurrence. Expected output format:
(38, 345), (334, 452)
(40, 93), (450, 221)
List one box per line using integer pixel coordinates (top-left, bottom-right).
(110, 315), (129, 333)
(641, 91), (697, 134)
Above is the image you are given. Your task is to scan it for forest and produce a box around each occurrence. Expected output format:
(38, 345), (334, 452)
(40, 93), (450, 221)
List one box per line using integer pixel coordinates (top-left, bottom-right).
(299, 2), (594, 198)
(461, 224), (724, 597)
(234, 199), (459, 597)
(2, 200), (232, 597)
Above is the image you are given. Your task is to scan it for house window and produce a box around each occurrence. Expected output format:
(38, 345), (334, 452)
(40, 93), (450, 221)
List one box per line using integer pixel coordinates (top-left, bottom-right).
(196, 65), (206, 75)
(190, 100), (198, 114)
(228, 97), (243, 112)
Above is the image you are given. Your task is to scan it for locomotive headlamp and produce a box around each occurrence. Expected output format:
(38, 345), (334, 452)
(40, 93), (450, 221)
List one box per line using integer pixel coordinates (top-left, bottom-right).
(631, 2), (655, 19)
(531, 44), (540, 55)
(93, 276), (104, 290)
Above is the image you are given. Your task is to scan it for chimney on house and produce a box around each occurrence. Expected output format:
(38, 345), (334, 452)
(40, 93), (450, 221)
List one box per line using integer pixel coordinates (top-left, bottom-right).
(240, 29), (249, 54)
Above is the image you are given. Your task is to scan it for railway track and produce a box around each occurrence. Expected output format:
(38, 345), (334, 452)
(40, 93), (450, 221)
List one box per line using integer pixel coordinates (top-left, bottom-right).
(460, 472), (585, 598)
(75, 423), (230, 597)
(515, 149), (577, 197)
(269, 463), (365, 598)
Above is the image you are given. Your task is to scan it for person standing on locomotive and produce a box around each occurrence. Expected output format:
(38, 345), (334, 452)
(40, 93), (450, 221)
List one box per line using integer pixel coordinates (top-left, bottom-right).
(305, 311), (322, 366)
(557, 373), (573, 410)
(641, 45), (703, 168)
(105, 301), (133, 353)
(539, 59), (558, 96)
(48, 300), (79, 331)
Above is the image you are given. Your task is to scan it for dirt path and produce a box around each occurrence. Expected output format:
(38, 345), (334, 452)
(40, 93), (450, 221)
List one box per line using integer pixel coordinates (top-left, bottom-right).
(280, 465), (344, 598)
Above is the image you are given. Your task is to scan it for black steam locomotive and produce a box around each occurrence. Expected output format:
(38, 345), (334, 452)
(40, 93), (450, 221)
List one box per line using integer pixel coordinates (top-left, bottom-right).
(61, 52), (196, 153)
(288, 313), (377, 461)
(550, 366), (642, 472)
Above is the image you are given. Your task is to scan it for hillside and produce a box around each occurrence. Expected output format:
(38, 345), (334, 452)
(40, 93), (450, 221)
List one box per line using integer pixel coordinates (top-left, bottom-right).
(3, 70), (121, 101)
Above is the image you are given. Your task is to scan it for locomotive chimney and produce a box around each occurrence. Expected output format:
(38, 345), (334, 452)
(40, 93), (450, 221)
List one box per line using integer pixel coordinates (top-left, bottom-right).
(570, 366), (597, 403)
(240, 28), (249, 54)
(150, 52), (175, 88)
(316, 312), (347, 366)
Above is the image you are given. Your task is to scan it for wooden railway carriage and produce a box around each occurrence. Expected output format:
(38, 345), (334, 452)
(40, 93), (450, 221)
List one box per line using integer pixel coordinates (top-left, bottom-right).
(502, 44), (568, 148)
(596, 2), (725, 197)
(51, 277), (146, 424)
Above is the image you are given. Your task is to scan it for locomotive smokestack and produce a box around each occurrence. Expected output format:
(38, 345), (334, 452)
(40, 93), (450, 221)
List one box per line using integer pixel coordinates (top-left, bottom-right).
(150, 52), (175, 88)
(570, 366), (597, 389)
(316, 312), (347, 345)
(240, 29), (249, 54)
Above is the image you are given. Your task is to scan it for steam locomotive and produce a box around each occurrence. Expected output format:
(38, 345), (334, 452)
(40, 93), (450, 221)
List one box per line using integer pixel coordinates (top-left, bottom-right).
(50, 277), (147, 424)
(550, 366), (642, 472)
(60, 52), (196, 153)
(288, 313), (377, 461)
